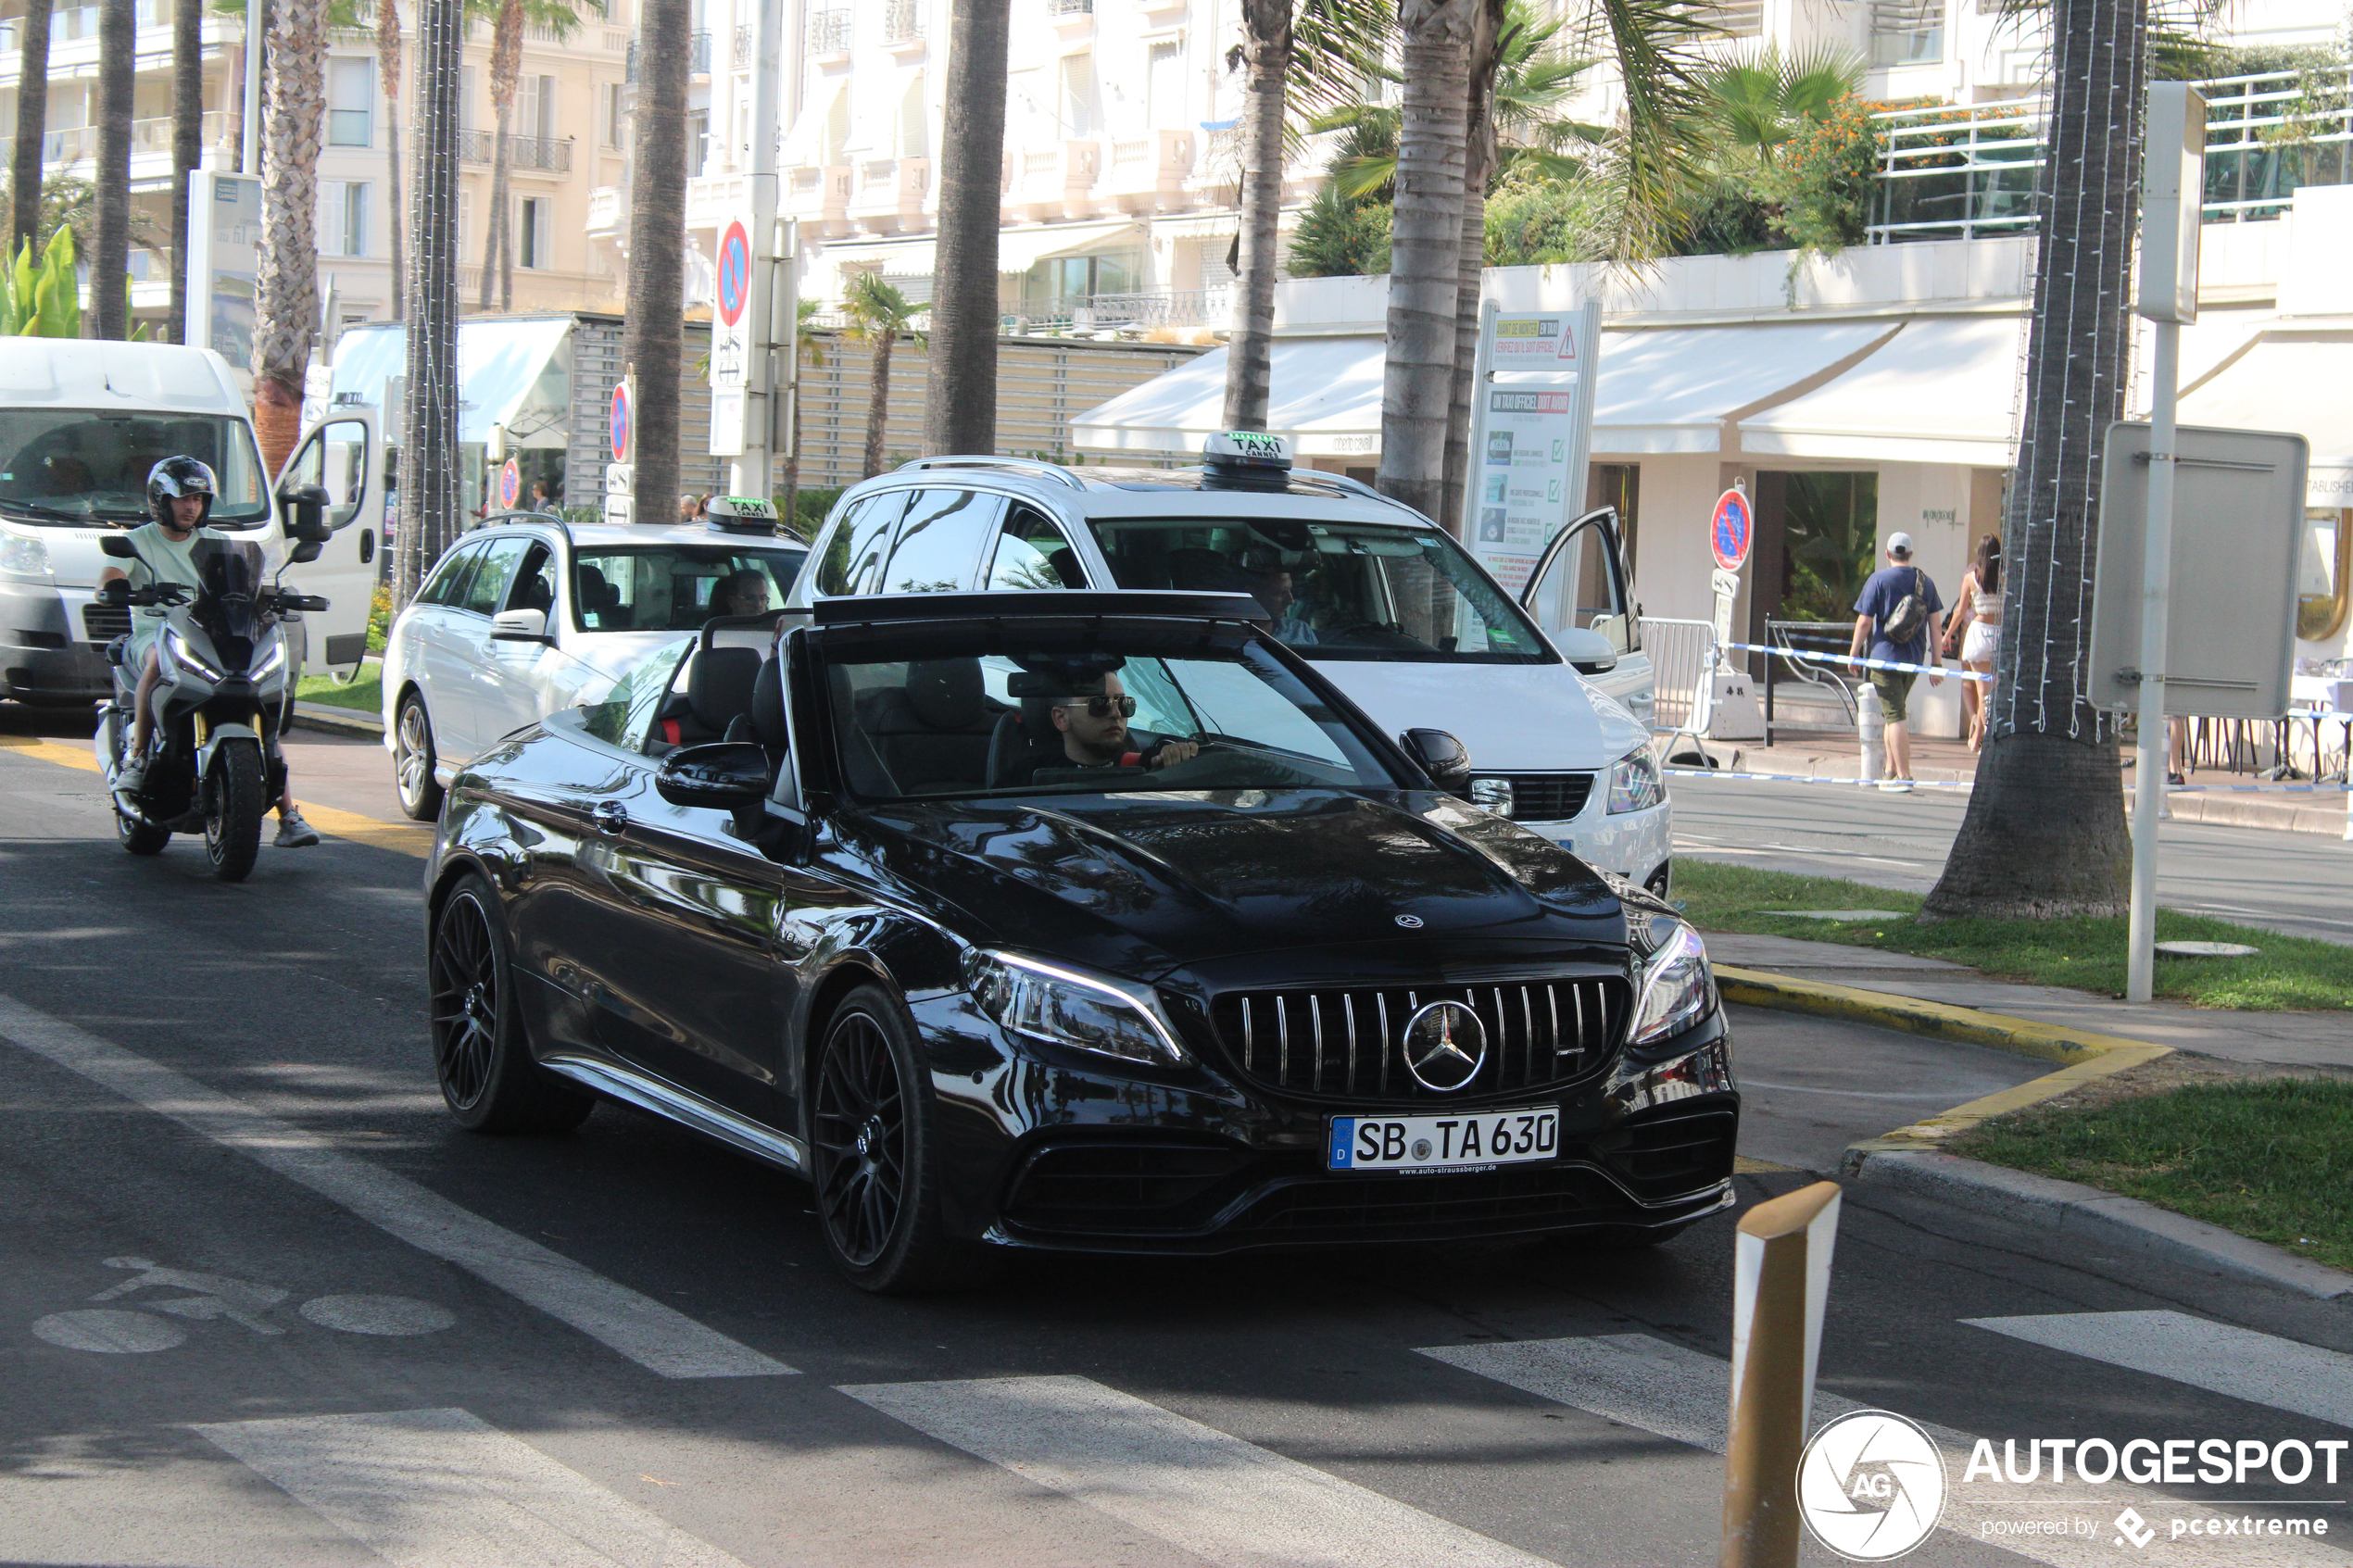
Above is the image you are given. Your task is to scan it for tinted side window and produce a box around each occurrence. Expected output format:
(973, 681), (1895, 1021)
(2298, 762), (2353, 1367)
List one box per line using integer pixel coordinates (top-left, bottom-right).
(986, 506), (1087, 590)
(459, 536), (530, 617)
(581, 644), (690, 750)
(418, 543), (482, 606)
(812, 491), (910, 596)
(881, 489), (1003, 593)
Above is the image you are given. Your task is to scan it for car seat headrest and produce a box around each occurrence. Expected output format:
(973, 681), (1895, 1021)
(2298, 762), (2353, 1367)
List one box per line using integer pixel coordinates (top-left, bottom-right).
(903, 658), (986, 730)
(751, 653), (786, 755)
(689, 646), (762, 731)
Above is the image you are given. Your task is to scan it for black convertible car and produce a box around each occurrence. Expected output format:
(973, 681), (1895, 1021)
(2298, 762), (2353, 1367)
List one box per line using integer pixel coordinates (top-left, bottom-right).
(426, 591), (1737, 1291)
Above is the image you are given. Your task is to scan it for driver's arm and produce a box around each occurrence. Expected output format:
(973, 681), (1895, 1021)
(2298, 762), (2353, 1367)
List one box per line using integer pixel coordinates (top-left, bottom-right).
(1147, 736), (1200, 768)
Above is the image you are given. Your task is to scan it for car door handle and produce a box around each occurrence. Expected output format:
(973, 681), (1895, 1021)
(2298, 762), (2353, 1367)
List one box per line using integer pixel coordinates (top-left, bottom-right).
(592, 801), (629, 836)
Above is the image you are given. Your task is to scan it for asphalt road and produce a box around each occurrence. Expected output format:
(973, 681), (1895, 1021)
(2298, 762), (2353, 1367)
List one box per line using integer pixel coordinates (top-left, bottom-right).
(1668, 771), (2353, 946)
(1, 702), (2348, 1567)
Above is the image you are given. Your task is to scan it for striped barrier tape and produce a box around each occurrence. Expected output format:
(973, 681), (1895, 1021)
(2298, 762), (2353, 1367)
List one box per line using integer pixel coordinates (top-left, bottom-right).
(1664, 767), (2350, 796)
(1717, 642), (1993, 684)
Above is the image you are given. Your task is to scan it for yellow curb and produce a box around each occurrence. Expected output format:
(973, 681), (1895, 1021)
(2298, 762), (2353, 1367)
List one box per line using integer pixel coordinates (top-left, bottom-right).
(1714, 963), (2173, 1162)
(1733, 1155), (1798, 1174)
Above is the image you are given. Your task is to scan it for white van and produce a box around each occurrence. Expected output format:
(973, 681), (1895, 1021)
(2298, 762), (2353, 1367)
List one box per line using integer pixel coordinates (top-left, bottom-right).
(0, 341), (378, 706)
(783, 438), (1672, 892)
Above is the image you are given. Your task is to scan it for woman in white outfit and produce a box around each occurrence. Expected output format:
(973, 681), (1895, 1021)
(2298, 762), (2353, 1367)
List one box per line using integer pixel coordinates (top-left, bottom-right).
(1941, 535), (2004, 752)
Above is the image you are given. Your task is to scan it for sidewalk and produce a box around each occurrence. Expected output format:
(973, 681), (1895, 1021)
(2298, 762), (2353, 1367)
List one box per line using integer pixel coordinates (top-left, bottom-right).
(1708, 931), (2353, 1072)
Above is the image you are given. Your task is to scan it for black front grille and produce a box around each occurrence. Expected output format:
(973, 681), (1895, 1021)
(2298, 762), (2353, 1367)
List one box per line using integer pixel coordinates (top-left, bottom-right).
(1237, 1162), (1623, 1241)
(81, 604), (131, 644)
(1475, 772), (1595, 822)
(1592, 1106), (1739, 1199)
(1211, 976), (1627, 1102)
(1000, 1140), (1250, 1234)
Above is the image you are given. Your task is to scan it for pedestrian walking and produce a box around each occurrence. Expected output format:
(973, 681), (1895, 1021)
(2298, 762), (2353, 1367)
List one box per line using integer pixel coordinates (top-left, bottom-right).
(1941, 534), (2003, 752)
(1848, 532), (1944, 792)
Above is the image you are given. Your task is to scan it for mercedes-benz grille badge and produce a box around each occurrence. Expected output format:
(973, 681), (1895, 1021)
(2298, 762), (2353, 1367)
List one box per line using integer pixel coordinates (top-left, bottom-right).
(1401, 1000), (1487, 1092)
(1394, 914), (1425, 929)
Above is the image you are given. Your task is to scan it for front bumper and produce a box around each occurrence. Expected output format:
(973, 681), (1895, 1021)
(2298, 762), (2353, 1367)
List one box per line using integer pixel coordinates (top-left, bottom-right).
(922, 997), (1738, 1255)
(1, 580), (112, 702)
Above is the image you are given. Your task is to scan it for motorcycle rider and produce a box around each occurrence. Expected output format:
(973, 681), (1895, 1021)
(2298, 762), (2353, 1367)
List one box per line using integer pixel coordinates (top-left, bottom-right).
(96, 457), (321, 848)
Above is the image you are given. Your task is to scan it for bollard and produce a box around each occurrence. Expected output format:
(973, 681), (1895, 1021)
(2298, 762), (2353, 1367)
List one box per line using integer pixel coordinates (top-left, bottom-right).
(1720, 1180), (1843, 1568)
(1856, 696), (1884, 783)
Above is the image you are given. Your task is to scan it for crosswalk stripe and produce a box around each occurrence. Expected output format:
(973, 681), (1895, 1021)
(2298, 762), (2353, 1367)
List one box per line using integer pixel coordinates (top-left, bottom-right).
(837, 1374), (1554, 1568)
(1962, 1311), (2353, 1430)
(1419, 1336), (2344, 1567)
(0, 994), (792, 1380)
(198, 1407), (750, 1568)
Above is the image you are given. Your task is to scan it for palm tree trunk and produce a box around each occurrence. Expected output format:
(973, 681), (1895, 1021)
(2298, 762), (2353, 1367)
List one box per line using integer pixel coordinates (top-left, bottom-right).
(253, 0), (327, 472)
(396, 0), (461, 608)
(377, 0), (405, 319)
(169, 0), (202, 342)
(923, 0), (1010, 455)
(483, 0), (522, 313)
(1221, 0), (1291, 433)
(10, 0), (50, 257)
(92, 0), (133, 340)
(1375, 0), (1477, 522)
(1924, 0), (2142, 920)
(862, 332), (894, 478)
(625, 0), (691, 522)
(1439, 0), (1504, 537)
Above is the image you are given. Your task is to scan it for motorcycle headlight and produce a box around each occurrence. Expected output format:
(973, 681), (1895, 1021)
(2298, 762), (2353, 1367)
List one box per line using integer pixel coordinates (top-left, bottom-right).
(964, 949), (1189, 1067)
(0, 525), (52, 579)
(1628, 919), (1717, 1049)
(1607, 746), (1666, 814)
(162, 624), (225, 683)
(252, 638), (287, 682)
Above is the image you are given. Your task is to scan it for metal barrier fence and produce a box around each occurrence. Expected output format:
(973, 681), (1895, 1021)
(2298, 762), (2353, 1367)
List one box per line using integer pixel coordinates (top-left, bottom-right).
(1640, 617), (1718, 740)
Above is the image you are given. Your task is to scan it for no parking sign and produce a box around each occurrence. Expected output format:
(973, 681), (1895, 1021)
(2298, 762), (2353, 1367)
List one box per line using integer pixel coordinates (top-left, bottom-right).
(610, 380), (633, 464)
(497, 458), (521, 509)
(1710, 486), (1753, 572)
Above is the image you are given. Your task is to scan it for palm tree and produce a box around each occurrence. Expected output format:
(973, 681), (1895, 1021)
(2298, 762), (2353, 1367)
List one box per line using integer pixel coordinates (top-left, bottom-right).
(478, 0), (588, 312)
(91, 0), (132, 340)
(1925, 0), (2145, 919)
(252, 0), (329, 472)
(844, 275), (929, 479)
(397, 0), (462, 608)
(624, 0), (691, 521)
(1222, 0), (1293, 432)
(9, 0), (50, 257)
(377, 0), (405, 319)
(1697, 45), (1864, 169)
(169, 0), (204, 342)
(777, 297), (825, 529)
(923, 0), (1010, 456)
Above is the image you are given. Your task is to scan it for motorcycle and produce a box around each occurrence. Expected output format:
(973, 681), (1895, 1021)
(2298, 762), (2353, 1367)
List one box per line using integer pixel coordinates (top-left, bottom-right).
(92, 514), (332, 883)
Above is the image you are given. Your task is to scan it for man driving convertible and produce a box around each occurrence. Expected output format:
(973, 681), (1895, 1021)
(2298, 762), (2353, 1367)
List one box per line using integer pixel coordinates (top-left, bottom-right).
(1038, 668), (1200, 779)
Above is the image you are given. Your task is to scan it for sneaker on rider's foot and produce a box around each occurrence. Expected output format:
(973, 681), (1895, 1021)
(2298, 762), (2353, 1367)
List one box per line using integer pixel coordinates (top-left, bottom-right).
(274, 809), (321, 848)
(117, 750), (150, 792)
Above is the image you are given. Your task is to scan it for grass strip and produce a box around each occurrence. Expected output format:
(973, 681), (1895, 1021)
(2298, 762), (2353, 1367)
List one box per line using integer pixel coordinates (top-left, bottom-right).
(1675, 859), (2353, 1012)
(1947, 1078), (2353, 1273)
(296, 668), (383, 714)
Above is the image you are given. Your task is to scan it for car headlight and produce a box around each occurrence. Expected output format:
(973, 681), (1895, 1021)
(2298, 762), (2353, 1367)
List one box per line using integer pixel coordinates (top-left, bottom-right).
(1607, 746), (1665, 814)
(162, 624), (225, 683)
(0, 525), (52, 579)
(964, 949), (1189, 1067)
(1628, 920), (1717, 1049)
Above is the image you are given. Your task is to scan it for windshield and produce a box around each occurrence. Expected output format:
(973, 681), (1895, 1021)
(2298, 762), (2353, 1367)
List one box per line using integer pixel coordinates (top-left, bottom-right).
(819, 623), (1403, 801)
(573, 544), (809, 632)
(1085, 516), (1552, 664)
(0, 411), (270, 526)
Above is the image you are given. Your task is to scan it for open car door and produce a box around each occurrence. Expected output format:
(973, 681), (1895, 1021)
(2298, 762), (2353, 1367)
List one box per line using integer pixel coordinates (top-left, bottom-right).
(1520, 506), (1654, 731)
(275, 408), (380, 674)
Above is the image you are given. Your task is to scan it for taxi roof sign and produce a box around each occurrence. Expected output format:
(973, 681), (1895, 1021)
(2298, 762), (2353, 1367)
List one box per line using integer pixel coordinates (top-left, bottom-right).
(707, 495), (782, 534)
(1203, 431), (1292, 470)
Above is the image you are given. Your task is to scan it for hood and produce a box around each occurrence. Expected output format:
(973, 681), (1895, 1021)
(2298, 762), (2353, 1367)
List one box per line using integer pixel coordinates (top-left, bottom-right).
(1303, 659), (1647, 772)
(844, 787), (1624, 979)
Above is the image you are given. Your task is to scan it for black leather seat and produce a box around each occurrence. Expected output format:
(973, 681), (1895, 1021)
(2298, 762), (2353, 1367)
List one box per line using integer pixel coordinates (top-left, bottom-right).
(576, 564), (628, 629)
(677, 646), (761, 746)
(855, 659), (997, 794)
(750, 653), (787, 761)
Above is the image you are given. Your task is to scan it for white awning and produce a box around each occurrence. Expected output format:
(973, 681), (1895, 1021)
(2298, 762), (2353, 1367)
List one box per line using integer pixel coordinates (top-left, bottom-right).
(1071, 337), (1384, 458)
(2179, 330), (2353, 507)
(1738, 315), (2027, 467)
(328, 316), (576, 446)
(1592, 320), (1899, 454)
(817, 236), (938, 276)
(993, 219), (1146, 275)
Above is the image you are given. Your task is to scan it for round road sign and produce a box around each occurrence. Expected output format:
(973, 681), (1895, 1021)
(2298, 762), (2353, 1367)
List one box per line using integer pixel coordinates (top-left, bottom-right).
(1710, 486), (1753, 572)
(610, 382), (633, 464)
(497, 458), (521, 508)
(717, 220), (751, 329)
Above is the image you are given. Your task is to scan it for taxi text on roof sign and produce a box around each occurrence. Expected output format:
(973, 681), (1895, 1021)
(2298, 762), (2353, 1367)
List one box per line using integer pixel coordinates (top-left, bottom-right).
(1205, 432), (1293, 469)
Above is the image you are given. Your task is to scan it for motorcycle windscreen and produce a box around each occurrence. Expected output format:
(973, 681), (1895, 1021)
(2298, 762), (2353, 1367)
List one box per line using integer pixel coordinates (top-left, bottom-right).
(189, 534), (269, 661)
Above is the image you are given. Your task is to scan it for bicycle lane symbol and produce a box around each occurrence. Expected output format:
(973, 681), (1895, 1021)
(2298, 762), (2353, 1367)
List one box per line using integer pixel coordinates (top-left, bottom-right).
(30, 1256), (458, 1354)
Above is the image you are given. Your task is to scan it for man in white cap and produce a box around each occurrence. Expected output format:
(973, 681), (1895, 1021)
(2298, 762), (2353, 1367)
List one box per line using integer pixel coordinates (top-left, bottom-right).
(1847, 531), (1944, 792)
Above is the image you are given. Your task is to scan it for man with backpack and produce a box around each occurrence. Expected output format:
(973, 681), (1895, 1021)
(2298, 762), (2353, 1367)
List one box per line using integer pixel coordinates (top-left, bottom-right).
(1848, 532), (1944, 793)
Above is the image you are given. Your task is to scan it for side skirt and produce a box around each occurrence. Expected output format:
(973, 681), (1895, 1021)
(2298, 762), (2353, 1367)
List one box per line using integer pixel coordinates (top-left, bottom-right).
(541, 1054), (808, 1175)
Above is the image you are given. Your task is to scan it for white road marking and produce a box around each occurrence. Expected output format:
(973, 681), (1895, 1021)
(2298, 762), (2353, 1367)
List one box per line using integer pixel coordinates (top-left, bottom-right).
(839, 1373), (1554, 1568)
(31, 1308), (187, 1353)
(1420, 1335), (2343, 1567)
(299, 1294), (458, 1336)
(0, 994), (792, 1380)
(1962, 1311), (2353, 1430)
(197, 1407), (751, 1568)
(1735, 1079), (1984, 1100)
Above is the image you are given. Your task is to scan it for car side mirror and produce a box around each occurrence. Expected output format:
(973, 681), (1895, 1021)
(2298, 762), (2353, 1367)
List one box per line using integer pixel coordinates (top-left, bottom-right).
(491, 607), (552, 644)
(655, 741), (772, 813)
(288, 539), (324, 564)
(100, 533), (137, 558)
(281, 484), (333, 542)
(1555, 626), (1618, 674)
(1401, 728), (1471, 795)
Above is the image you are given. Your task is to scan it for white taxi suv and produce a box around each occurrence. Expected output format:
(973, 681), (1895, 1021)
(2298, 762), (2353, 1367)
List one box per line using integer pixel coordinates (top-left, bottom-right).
(382, 502), (808, 819)
(782, 436), (1670, 891)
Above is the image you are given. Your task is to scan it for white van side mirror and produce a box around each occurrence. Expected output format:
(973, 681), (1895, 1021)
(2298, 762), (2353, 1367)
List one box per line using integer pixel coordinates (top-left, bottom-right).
(1555, 627), (1618, 674)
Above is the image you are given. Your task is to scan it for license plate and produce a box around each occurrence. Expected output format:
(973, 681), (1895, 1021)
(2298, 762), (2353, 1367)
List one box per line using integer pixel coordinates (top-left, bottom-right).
(1327, 1107), (1559, 1173)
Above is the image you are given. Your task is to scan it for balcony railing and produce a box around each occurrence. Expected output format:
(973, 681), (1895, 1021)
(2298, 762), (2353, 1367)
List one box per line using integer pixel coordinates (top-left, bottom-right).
(807, 8), (851, 51)
(882, 0), (924, 44)
(1047, 0), (1092, 13)
(688, 29), (711, 72)
(732, 23), (751, 68)
(457, 129), (574, 173)
(1869, 65), (2353, 243)
(1009, 286), (1228, 334)
(0, 110), (233, 168)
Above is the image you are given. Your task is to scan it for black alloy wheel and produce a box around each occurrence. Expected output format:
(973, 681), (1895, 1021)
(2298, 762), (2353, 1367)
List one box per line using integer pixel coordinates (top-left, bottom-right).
(204, 739), (266, 882)
(809, 984), (983, 1293)
(396, 692), (446, 821)
(428, 874), (593, 1134)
